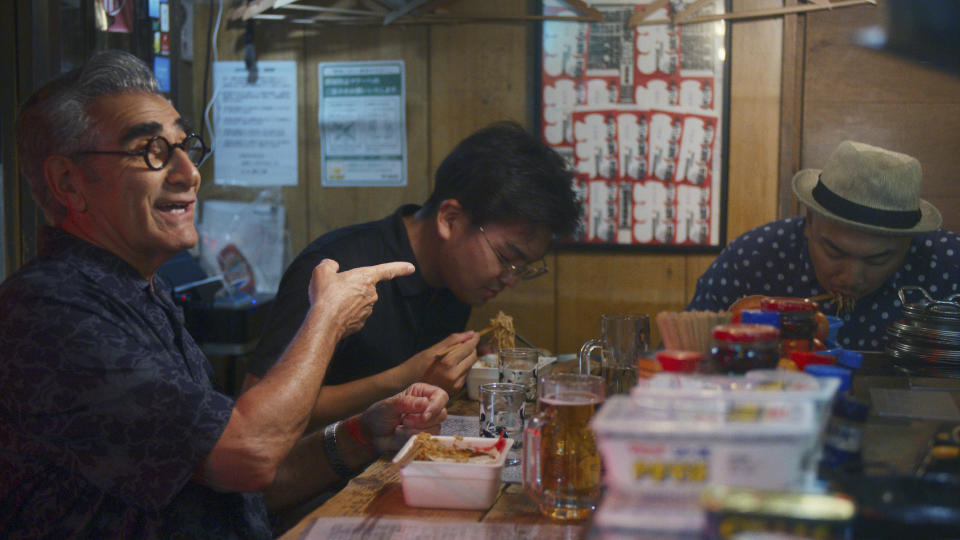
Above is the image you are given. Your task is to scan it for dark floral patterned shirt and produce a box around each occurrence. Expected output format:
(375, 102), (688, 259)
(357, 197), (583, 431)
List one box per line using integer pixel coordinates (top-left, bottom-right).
(686, 217), (960, 350)
(0, 227), (270, 538)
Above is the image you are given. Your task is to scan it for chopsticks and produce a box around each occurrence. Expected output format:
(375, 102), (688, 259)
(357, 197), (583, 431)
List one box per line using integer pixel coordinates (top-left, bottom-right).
(435, 324), (495, 358)
(393, 435), (426, 470)
(515, 332), (537, 349)
(807, 293), (834, 303)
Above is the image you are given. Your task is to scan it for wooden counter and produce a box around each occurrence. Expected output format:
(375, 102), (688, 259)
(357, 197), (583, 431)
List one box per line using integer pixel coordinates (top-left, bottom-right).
(280, 358), (960, 538)
(279, 392), (586, 539)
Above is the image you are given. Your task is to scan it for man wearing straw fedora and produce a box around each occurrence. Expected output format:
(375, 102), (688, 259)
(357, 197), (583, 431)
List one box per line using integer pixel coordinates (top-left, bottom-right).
(687, 140), (960, 350)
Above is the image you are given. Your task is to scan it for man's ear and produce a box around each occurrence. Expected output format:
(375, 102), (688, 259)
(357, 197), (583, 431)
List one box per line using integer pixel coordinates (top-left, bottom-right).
(43, 155), (86, 212)
(436, 199), (465, 240)
(803, 208), (815, 238)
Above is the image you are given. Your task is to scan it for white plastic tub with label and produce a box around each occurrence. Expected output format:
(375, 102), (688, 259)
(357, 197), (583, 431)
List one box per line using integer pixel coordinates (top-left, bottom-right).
(591, 392), (818, 498)
(392, 435), (514, 510)
(628, 371), (840, 488)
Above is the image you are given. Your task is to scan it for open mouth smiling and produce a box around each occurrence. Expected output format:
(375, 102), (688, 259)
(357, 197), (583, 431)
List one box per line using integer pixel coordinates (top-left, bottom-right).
(156, 201), (191, 214)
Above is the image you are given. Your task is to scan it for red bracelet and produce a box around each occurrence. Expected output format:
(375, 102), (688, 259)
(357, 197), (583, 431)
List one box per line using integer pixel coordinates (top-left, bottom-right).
(343, 416), (373, 450)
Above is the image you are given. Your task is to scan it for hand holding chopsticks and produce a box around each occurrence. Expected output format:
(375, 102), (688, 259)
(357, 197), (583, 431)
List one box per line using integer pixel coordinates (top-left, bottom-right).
(435, 325), (494, 358)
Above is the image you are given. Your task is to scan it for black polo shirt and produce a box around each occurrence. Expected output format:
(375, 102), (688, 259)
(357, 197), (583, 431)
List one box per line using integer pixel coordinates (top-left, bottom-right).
(248, 205), (471, 384)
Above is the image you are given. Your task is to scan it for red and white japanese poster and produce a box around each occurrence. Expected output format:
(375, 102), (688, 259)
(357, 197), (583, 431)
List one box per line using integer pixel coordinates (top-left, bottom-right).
(541, 0), (727, 248)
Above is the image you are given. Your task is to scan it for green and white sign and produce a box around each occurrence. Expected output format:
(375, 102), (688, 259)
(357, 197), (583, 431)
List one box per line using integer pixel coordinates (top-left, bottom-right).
(318, 61), (406, 187)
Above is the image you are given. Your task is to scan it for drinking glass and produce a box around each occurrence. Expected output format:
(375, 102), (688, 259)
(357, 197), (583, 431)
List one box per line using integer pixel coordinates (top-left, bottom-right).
(479, 382), (526, 466)
(579, 313), (650, 395)
(499, 347), (539, 401)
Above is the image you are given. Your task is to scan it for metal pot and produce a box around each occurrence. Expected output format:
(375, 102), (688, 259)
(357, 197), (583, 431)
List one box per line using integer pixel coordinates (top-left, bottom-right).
(885, 287), (960, 376)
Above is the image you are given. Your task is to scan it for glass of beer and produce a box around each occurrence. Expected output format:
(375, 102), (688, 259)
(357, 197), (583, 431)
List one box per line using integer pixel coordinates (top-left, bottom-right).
(522, 373), (605, 520)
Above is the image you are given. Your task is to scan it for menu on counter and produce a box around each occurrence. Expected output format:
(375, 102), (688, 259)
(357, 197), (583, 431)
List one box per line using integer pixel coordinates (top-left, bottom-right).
(303, 516), (582, 540)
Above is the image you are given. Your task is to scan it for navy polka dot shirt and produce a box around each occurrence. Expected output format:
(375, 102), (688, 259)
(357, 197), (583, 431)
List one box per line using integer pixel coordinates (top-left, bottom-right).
(686, 217), (960, 350)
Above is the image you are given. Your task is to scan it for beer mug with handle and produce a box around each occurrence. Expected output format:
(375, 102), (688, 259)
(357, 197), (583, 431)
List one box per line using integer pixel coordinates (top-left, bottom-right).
(523, 373), (605, 520)
(579, 313), (649, 395)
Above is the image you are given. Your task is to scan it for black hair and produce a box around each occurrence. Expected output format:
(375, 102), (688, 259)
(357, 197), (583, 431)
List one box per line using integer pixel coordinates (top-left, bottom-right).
(422, 121), (582, 238)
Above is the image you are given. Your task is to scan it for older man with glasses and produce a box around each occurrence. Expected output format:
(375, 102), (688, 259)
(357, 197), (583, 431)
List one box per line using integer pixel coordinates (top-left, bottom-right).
(0, 50), (450, 538)
(244, 121), (583, 428)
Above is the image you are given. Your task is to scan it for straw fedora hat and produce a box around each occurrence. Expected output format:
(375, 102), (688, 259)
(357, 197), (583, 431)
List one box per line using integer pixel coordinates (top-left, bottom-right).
(792, 140), (941, 235)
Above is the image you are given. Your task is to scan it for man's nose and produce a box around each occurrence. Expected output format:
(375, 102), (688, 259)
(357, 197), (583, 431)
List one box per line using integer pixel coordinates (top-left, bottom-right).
(498, 271), (522, 288)
(167, 148), (201, 187)
(834, 260), (865, 290)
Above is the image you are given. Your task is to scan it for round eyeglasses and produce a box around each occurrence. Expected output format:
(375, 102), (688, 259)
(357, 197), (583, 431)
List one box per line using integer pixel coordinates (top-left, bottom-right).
(479, 225), (549, 281)
(79, 133), (208, 170)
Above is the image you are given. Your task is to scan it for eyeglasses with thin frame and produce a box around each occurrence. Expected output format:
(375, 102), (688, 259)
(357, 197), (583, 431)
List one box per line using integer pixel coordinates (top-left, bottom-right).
(478, 225), (548, 281)
(78, 133), (208, 170)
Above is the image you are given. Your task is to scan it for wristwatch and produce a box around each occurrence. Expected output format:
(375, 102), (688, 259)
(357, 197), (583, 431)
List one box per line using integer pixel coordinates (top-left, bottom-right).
(323, 421), (356, 478)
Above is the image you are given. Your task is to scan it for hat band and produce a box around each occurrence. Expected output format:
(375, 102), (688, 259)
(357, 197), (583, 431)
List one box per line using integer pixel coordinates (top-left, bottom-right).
(812, 176), (921, 229)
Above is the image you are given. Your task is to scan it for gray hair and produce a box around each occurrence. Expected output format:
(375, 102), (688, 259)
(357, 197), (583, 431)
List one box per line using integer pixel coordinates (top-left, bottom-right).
(15, 50), (160, 225)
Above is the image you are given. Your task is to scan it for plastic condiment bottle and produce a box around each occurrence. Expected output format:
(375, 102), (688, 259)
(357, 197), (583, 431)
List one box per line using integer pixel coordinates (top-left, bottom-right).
(807, 363), (870, 477)
(739, 309), (781, 328)
(836, 350), (863, 371)
(655, 350), (703, 373)
(790, 350), (836, 371)
(804, 364), (852, 393)
(708, 324), (780, 374)
(760, 297), (818, 360)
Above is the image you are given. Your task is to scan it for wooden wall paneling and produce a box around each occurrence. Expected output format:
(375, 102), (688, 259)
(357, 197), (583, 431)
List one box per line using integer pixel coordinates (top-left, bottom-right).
(193, 11), (310, 258)
(427, 0), (531, 172)
(302, 27), (431, 251)
(286, 40), (310, 255)
(778, 4), (805, 218)
(684, 253), (717, 302)
(555, 252), (688, 355)
(428, 2), (551, 351)
(726, 0), (784, 240)
(802, 3), (960, 234)
(186, 2), (785, 358)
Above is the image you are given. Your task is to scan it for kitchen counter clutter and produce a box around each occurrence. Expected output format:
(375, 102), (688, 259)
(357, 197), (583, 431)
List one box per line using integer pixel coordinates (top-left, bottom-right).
(281, 353), (960, 539)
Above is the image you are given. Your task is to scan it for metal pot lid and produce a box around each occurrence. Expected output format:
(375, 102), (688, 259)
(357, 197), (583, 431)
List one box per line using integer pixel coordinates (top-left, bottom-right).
(886, 321), (960, 347)
(898, 286), (960, 328)
(886, 340), (960, 364)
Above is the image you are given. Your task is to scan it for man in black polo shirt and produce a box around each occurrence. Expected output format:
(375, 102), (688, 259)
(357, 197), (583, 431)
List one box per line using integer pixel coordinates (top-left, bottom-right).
(245, 122), (582, 426)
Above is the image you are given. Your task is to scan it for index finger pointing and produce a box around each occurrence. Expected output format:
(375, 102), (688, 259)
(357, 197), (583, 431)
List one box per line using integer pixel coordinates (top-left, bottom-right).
(368, 261), (415, 282)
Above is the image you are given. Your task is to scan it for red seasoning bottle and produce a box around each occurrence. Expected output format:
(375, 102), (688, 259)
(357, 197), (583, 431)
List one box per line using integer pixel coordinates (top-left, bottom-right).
(708, 323), (780, 374)
(760, 297), (818, 360)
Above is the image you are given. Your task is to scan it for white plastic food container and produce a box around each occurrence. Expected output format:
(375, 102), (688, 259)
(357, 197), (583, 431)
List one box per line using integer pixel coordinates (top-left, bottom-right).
(467, 354), (560, 400)
(592, 492), (704, 540)
(391, 435), (514, 510)
(630, 371), (840, 486)
(466, 366), (499, 400)
(591, 394), (817, 498)
(631, 371), (840, 430)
